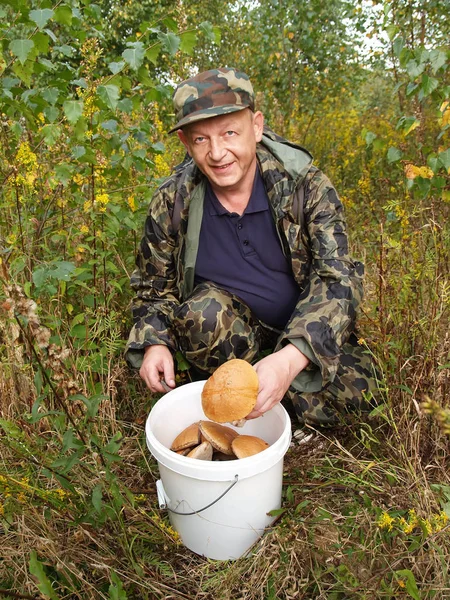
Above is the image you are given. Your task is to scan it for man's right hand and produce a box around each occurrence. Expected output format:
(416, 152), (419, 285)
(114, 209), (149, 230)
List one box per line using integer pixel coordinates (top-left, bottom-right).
(139, 345), (176, 393)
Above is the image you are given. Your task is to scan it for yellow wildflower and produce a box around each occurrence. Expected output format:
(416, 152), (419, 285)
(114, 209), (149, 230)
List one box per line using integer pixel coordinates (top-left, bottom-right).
(95, 192), (109, 206)
(53, 489), (69, 501)
(16, 141), (38, 171)
(80, 225), (89, 235)
(127, 195), (137, 212)
(398, 579), (406, 588)
(432, 511), (449, 532)
(83, 200), (92, 213)
(73, 174), (85, 185)
(423, 519), (433, 535)
(6, 233), (17, 245)
(378, 511), (395, 531)
(0, 504), (4, 517)
(154, 154), (171, 177)
(17, 492), (26, 504)
(398, 516), (415, 534)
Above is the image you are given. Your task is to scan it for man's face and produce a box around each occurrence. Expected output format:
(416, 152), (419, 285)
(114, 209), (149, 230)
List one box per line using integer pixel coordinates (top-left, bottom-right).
(177, 109), (264, 195)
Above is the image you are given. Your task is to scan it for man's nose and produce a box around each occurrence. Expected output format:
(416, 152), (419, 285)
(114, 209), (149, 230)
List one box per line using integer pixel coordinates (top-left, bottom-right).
(208, 137), (226, 161)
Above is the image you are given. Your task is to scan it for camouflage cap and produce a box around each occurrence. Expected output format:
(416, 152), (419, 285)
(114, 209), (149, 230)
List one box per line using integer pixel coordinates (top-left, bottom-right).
(168, 67), (255, 133)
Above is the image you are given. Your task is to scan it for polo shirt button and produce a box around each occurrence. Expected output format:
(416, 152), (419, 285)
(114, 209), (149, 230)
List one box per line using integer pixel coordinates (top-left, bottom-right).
(237, 223), (243, 230)
(243, 240), (249, 246)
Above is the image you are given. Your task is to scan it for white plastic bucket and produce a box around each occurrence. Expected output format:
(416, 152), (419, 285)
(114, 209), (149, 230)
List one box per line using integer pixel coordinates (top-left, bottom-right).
(146, 380), (291, 560)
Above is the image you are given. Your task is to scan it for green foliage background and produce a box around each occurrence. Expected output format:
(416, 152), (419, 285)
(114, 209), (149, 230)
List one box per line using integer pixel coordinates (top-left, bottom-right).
(0, 0), (450, 598)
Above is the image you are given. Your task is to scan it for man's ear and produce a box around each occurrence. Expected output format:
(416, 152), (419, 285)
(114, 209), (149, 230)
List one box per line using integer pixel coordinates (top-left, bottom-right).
(252, 111), (264, 143)
(177, 129), (190, 153)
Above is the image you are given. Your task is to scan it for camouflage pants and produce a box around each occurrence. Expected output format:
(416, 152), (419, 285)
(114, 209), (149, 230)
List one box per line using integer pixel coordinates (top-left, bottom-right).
(172, 281), (378, 428)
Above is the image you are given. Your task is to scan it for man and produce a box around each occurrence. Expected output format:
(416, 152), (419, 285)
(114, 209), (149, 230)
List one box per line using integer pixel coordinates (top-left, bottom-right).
(125, 67), (377, 427)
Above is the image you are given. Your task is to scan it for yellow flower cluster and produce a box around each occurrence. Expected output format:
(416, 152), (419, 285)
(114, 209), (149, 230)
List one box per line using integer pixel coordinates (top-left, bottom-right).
(15, 141), (38, 187)
(81, 92), (97, 120)
(421, 398), (450, 435)
(151, 511), (181, 544)
(80, 38), (103, 74)
(357, 175), (371, 196)
(127, 195), (137, 212)
(80, 224), (89, 235)
(378, 508), (448, 536)
(95, 192), (110, 212)
(378, 511), (395, 531)
(153, 154), (171, 178)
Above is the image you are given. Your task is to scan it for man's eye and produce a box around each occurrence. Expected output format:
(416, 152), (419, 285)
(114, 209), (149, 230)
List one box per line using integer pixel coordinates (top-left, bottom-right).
(225, 130), (236, 136)
(194, 136), (205, 143)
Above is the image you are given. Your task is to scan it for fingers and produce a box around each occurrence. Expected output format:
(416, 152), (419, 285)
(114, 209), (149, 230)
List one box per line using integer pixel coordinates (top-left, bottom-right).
(139, 347), (176, 393)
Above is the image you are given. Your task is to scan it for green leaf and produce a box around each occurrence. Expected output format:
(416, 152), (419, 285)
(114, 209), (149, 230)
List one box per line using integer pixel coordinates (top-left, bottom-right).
(199, 21), (221, 44)
(54, 163), (74, 185)
(145, 43), (161, 65)
(109, 571), (128, 600)
(117, 98), (133, 113)
(158, 32), (180, 56)
(42, 124), (61, 146)
(392, 36), (404, 58)
(12, 60), (34, 86)
(122, 42), (144, 71)
(42, 87), (60, 105)
(31, 31), (50, 53)
(97, 84), (120, 110)
(101, 119), (118, 131)
(29, 9), (54, 30)
(54, 5), (73, 26)
(395, 569), (421, 600)
(92, 484), (103, 513)
(108, 61), (125, 75)
(438, 149), (450, 171)
(387, 147), (402, 163)
(179, 31), (197, 55)
(63, 100), (83, 124)
(162, 16), (178, 32)
(43, 105), (59, 122)
(406, 59), (424, 79)
(429, 49), (447, 73)
(29, 551), (59, 600)
(9, 39), (35, 65)
(419, 74), (439, 98)
(70, 323), (88, 339)
(53, 261), (76, 281)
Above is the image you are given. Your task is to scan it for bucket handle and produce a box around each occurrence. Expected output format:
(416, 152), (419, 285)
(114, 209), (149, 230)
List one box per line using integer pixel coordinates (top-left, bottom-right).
(157, 474), (239, 516)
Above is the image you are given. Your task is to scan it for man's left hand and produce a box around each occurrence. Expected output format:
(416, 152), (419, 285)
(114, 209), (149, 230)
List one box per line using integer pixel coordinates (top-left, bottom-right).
(246, 344), (310, 419)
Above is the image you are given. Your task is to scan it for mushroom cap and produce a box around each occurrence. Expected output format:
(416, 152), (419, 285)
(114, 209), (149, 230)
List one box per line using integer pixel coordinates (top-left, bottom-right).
(170, 422), (201, 452)
(199, 420), (239, 456)
(231, 435), (270, 459)
(201, 359), (259, 423)
(187, 441), (213, 460)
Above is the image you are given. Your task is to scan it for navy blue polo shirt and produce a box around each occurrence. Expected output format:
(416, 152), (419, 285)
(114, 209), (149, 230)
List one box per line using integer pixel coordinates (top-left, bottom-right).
(194, 169), (300, 329)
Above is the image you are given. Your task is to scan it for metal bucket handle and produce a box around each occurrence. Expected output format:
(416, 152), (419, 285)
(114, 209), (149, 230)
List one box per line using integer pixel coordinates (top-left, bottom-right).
(156, 474), (239, 516)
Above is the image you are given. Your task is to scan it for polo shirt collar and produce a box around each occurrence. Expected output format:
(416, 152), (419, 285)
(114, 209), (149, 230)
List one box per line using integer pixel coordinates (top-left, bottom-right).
(206, 167), (269, 216)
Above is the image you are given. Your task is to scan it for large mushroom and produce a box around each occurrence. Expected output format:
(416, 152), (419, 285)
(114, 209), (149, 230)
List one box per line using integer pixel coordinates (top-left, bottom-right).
(199, 421), (239, 456)
(170, 422), (201, 452)
(231, 435), (270, 458)
(201, 359), (259, 423)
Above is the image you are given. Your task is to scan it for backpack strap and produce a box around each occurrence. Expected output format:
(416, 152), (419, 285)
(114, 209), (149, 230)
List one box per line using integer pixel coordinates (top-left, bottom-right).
(292, 179), (305, 234)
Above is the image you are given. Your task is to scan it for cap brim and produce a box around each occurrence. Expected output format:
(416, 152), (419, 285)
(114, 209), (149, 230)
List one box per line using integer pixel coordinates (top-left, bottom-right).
(168, 104), (250, 134)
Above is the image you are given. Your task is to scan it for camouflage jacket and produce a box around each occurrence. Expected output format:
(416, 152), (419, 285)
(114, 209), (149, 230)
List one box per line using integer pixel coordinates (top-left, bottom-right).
(125, 128), (364, 391)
